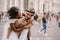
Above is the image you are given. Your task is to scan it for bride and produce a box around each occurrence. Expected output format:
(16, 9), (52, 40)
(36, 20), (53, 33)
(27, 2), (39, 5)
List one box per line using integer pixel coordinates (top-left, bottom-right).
(2, 12), (33, 40)
(2, 21), (28, 40)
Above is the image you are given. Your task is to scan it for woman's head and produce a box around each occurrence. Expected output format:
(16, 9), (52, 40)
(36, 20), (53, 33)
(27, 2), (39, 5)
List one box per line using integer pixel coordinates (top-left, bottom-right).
(8, 7), (19, 18)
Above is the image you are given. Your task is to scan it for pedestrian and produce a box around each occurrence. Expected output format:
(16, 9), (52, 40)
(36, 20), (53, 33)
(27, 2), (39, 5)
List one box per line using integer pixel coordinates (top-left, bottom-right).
(34, 14), (38, 21)
(58, 13), (60, 28)
(0, 14), (1, 22)
(40, 13), (47, 35)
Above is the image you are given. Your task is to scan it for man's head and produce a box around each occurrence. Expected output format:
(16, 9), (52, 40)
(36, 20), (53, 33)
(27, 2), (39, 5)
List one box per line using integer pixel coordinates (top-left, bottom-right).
(22, 12), (33, 20)
(43, 13), (46, 15)
(25, 9), (35, 16)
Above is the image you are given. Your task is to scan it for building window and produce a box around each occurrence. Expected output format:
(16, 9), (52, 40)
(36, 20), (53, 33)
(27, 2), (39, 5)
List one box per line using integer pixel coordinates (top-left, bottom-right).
(18, 0), (20, 9)
(7, 0), (10, 10)
(12, 0), (15, 6)
(24, 0), (28, 10)
(7, 0), (15, 10)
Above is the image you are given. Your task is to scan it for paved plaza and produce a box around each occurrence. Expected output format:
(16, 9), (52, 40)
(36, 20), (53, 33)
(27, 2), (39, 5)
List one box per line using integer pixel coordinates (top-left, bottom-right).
(0, 17), (60, 40)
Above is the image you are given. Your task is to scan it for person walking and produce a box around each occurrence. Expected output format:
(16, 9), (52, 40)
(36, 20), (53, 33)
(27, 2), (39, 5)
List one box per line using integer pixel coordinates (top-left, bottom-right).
(34, 14), (38, 21)
(40, 13), (48, 35)
(58, 13), (60, 28)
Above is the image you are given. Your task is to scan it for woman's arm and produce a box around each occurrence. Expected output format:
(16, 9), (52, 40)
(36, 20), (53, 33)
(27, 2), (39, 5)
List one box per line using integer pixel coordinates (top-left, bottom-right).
(10, 23), (24, 32)
(10, 19), (33, 32)
(18, 19), (33, 27)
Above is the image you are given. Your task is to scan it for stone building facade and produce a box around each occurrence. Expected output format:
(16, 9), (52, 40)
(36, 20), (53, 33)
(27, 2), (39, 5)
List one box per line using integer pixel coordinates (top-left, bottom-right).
(0, 0), (60, 14)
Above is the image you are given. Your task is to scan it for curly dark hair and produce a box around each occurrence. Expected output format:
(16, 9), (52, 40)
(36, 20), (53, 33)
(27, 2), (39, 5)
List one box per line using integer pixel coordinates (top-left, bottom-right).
(7, 7), (19, 18)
